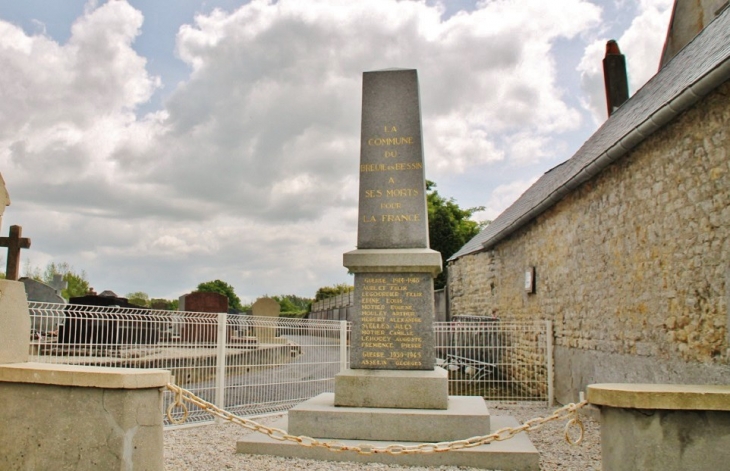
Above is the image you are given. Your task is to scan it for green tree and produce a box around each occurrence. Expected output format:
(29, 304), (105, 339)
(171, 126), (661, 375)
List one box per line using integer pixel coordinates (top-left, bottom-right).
(126, 291), (150, 307)
(271, 294), (313, 316)
(314, 283), (354, 301)
(427, 181), (488, 290)
(150, 298), (179, 310)
(197, 279), (244, 312)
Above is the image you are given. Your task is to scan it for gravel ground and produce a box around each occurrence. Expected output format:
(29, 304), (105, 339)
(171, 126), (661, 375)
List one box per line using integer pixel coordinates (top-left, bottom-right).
(165, 403), (600, 471)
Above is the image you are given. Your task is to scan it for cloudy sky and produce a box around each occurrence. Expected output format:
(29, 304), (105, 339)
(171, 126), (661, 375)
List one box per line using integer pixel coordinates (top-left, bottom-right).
(0, 0), (672, 303)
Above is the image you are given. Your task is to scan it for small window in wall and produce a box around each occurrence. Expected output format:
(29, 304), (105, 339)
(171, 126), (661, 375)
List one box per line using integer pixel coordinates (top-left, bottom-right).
(525, 266), (536, 294)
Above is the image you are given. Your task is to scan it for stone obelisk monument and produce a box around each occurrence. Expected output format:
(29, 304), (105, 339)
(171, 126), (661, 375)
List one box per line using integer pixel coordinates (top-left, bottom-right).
(337, 68), (446, 407)
(237, 69), (538, 469)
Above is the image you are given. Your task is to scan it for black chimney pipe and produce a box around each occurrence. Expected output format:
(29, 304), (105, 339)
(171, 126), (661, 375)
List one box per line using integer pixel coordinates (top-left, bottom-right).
(603, 40), (629, 117)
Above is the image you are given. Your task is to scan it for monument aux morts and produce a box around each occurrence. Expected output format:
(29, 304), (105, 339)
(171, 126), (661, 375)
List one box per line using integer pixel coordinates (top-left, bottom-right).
(236, 69), (538, 469)
(347, 68), (441, 371)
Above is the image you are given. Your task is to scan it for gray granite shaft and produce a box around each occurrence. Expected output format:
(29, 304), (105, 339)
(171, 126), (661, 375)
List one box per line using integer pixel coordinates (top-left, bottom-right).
(357, 69), (428, 249)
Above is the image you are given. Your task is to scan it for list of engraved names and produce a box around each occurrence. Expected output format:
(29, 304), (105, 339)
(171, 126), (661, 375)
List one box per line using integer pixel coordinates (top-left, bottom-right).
(358, 273), (428, 368)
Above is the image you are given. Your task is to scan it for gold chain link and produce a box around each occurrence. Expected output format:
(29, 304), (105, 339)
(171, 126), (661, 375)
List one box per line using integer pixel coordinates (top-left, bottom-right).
(165, 382), (588, 455)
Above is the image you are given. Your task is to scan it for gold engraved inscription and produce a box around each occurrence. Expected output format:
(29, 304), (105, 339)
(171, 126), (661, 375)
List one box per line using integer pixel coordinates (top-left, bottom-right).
(358, 274), (426, 368)
(359, 123), (422, 225)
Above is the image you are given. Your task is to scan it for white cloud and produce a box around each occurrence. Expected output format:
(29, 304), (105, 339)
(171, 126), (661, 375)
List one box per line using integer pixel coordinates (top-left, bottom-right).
(1, 0), (614, 299)
(0, 1), (160, 216)
(479, 177), (540, 221)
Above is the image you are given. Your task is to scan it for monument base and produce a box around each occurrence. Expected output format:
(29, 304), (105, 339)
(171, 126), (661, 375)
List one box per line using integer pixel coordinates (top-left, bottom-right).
(289, 392), (489, 442)
(236, 414), (539, 470)
(335, 367), (448, 409)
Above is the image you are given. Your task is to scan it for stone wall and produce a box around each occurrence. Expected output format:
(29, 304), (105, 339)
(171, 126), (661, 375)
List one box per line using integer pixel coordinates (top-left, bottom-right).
(309, 292), (354, 321)
(448, 81), (730, 403)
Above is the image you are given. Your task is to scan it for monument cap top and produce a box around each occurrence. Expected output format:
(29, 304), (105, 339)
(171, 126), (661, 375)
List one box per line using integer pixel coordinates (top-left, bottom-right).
(368, 67), (413, 72)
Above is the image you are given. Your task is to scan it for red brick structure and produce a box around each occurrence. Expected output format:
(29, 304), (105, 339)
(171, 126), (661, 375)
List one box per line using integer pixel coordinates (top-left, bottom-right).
(179, 291), (229, 343)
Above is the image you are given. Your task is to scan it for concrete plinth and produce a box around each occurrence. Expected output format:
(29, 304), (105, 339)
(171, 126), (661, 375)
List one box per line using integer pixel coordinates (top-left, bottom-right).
(289, 392), (489, 442)
(588, 383), (730, 471)
(237, 415), (539, 470)
(0, 362), (170, 471)
(0, 280), (31, 363)
(335, 367), (448, 409)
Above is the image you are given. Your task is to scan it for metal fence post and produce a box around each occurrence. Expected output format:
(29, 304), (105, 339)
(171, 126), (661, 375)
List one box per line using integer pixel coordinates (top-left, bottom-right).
(546, 320), (554, 406)
(215, 312), (227, 416)
(339, 320), (348, 371)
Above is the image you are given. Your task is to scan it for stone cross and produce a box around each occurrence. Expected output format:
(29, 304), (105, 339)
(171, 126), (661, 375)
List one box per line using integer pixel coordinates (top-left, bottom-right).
(0, 225), (31, 281)
(50, 274), (68, 296)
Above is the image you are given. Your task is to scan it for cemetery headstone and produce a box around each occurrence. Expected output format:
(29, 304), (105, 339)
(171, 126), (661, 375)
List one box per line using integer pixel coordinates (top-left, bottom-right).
(20, 277), (66, 334)
(180, 291), (229, 313)
(50, 274), (67, 296)
(0, 225), (31, 281)
(70, 291), (138, 308)
(62, 291), (158, 345)
(21, 278), (66, 305)
(251, 297), (283, 344)
(179, 291), (229, 342)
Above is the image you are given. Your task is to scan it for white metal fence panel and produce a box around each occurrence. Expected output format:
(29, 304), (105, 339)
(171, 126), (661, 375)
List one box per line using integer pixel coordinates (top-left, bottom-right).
(27, 303), (349, 426)
(27, 303), (551, 426)
(221, 317), (347, 418)
(434, 318), (552, 404)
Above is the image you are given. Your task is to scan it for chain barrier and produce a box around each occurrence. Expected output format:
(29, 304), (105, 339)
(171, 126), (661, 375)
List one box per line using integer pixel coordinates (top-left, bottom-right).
(165, 382), (588, 455)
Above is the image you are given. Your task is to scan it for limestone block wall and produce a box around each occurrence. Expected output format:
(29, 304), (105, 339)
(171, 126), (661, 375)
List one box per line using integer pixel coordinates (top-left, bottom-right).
(508, 327), (550, 399)
(449, 81), (730, 402)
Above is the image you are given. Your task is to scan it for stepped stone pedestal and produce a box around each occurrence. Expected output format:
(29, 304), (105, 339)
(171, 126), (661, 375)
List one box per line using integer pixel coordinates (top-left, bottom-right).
(334, 367), (448, 409)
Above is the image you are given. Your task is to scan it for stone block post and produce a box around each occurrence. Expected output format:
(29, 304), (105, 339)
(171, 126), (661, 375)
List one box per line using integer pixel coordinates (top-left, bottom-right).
(0, 277), (170, 470)
(588, 383), (730, 471)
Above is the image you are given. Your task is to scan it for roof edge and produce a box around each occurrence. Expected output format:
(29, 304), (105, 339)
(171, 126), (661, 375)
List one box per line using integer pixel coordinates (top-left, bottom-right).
(448, 55), (730, 263)
(476, 57), (730, 254)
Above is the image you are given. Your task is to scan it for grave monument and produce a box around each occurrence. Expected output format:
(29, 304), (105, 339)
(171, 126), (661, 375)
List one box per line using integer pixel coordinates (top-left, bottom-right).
(20, 277), (66, 335)
(179, 290), (230, 342)
(251, 296), (286, 344)
(237, 69), (538, 469)
(0, 225), (31, 281)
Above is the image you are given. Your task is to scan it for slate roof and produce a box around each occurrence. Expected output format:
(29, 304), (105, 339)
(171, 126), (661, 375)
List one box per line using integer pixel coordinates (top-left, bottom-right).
(449, 6), (730, 261)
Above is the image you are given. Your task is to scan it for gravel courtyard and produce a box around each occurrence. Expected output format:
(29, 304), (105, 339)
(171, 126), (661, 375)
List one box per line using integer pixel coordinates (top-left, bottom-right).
(165, 403), (600, 471)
